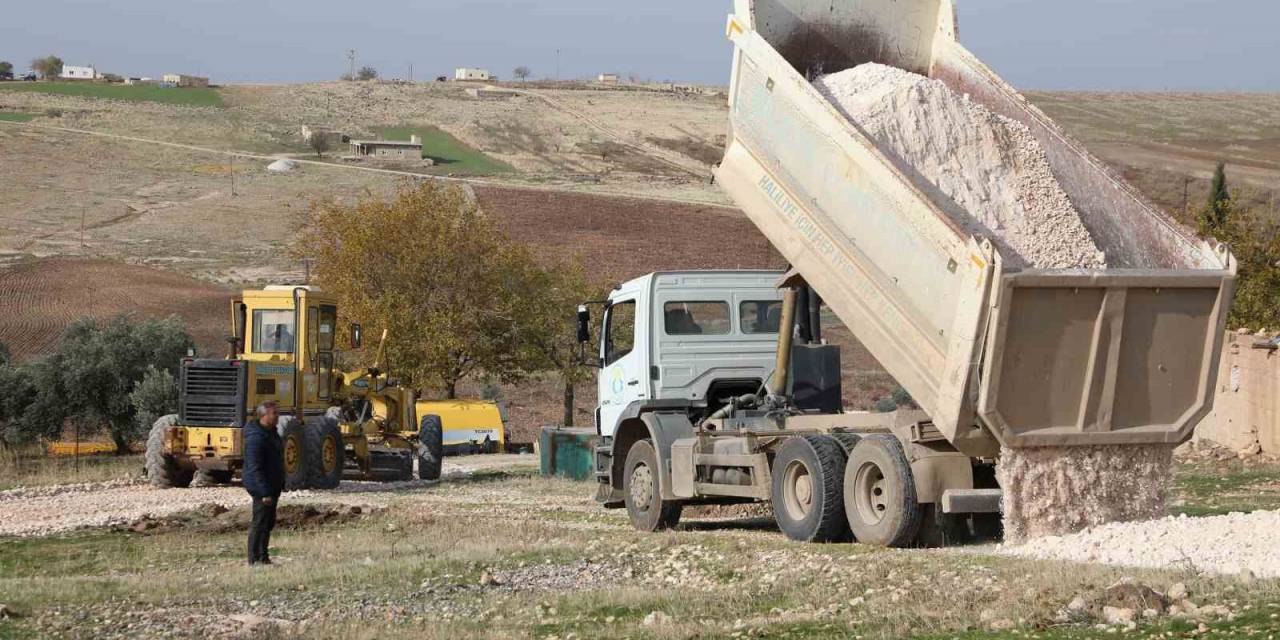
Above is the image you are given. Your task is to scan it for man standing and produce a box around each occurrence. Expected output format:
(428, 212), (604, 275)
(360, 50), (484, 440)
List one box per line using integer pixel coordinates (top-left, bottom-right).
(242, 401), (285, 565)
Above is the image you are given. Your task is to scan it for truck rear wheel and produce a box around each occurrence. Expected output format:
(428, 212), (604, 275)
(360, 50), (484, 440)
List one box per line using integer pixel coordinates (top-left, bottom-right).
(306, 418), (344, 489)
(145, 414), (193, 489)
(417, 414), (444, 481)
(281, 419), (311, 491)
(843, 435), (921, 547)
(623, 439), (682, 532)
(771, 435), (851, 543)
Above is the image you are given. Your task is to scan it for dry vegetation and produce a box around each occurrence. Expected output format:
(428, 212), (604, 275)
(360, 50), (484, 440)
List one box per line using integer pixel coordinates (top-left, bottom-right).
(1, 457), (1278, 639)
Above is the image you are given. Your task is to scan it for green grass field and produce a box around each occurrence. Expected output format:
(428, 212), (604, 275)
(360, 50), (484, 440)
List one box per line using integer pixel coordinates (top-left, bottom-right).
(0, 82), (223, 107)
(377, 125), (514, 175)
(0, 111), (36, 122)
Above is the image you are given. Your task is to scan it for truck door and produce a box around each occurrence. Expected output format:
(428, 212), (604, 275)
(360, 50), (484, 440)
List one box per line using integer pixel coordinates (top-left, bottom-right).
(597, 297), (644, 437)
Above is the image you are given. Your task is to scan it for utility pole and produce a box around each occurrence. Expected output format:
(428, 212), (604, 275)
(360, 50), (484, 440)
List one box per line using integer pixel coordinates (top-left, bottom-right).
(229, 151), (236, 196)
(346, 49), (356, 80)
(556, 49), (561, 81)
(408, 61), (413, 82)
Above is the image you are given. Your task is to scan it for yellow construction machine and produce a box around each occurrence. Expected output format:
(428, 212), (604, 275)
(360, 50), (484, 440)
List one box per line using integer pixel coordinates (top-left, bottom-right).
(144, 285), (502, 490)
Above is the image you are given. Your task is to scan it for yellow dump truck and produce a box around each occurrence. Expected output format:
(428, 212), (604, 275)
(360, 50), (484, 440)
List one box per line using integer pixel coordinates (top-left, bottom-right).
(145, 286), (502, 489)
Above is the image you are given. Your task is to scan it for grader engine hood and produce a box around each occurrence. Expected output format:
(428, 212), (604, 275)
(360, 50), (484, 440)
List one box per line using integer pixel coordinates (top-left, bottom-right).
(179, 358), (248, 427)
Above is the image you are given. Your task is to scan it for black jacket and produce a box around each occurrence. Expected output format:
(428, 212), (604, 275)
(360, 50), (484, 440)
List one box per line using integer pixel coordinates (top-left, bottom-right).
(242, 419), (285, 498)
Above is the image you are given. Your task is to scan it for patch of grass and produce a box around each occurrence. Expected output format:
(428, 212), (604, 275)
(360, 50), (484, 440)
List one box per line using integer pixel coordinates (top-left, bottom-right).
(0, 111), (36, 122)
(0, 82), (223, 107)
(0, 451), (142, 491)
(376, 125), (514, 175)
(1172, 461), (1280, 516)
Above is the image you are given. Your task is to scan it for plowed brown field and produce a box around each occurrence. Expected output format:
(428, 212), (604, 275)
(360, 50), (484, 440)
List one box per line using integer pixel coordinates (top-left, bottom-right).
(0, 258), (231, 361)
(473, 185), (784, 283)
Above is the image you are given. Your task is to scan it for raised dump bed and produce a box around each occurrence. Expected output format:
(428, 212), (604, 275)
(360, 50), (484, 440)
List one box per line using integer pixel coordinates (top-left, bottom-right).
(714, 0), (1236, 454)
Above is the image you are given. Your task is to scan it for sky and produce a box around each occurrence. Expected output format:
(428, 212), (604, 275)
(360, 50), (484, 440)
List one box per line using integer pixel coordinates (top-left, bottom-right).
(1, 0), (1277, 91)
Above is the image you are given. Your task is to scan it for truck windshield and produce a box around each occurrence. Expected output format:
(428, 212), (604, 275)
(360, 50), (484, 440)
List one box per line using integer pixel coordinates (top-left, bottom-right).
(740, 301), (782, 334)
(253, 309), (295, 353)
(604, 301), (636, 365)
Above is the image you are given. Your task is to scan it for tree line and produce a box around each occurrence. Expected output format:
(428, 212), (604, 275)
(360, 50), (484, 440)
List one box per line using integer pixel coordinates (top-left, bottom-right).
(0, 317), (190, 454)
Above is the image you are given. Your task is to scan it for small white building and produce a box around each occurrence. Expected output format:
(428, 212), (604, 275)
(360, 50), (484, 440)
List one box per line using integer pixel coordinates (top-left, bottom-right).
(349, 135), (423, 159)
(597, 73), (620, 84)
(61, 65), (98, 80)
(162, 73), (209, 88)
(454, 67), (491, 81)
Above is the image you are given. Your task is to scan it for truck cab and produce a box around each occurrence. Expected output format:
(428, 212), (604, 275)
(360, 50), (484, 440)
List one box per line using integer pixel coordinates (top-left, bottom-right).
(593, 271), (786, 439)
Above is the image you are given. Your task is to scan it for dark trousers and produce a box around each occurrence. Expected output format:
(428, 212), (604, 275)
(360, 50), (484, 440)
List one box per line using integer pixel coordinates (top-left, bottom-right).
(248, 495), (278, 564)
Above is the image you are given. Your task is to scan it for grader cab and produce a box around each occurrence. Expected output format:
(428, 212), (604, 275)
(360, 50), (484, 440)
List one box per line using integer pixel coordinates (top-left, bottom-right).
(144, 286), (446, 489)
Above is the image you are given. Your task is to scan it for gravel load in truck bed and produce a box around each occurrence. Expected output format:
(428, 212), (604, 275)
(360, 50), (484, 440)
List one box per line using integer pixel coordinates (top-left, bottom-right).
(815, 63), (1106, 270)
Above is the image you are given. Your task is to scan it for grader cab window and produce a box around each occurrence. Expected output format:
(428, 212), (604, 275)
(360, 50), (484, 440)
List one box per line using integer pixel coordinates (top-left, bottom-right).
(253, 309), (295, 353)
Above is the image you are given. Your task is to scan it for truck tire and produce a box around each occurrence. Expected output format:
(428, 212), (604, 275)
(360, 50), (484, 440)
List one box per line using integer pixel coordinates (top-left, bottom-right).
(306, 418), (344, 489)
(281, 418), (311, 491)
(830, 432), (862, 455)
(770, 435), (851, 543)
(623, 439), (682, 532)
(843, 434), (921, 547)
(417, 414), (444, 481)
(145, 414), (193, 489)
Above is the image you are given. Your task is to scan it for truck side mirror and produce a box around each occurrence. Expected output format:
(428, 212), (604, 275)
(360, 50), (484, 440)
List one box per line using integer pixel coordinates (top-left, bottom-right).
(351, 323), (363, 349)
(576, 306), (591, 344)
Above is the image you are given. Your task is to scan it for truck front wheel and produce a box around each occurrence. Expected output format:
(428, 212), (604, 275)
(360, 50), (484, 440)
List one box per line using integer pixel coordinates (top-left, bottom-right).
(771, 435), (851, 543)
(623, 439), (681, 532)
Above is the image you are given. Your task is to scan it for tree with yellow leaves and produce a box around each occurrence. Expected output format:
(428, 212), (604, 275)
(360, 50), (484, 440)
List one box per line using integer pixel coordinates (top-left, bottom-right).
(295, 181), (592, 410)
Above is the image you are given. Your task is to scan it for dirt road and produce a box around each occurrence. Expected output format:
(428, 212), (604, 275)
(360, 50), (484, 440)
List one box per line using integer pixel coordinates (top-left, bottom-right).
(0, 454), (539, 537)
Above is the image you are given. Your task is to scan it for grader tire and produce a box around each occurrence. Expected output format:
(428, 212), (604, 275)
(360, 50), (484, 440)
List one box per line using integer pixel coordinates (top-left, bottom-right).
(417, 414), (444, 481)
(843, 435), (922, 547)
(145, 415), (193, 489)
(623, 439), (682, 532)
(281, 418), (311, 491)
(306, 418), (344, 490)
(770, 435), (851, 543)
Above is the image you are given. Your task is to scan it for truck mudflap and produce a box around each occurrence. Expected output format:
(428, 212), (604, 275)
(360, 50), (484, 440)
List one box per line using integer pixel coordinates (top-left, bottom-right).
(978, 267), (1235, 448)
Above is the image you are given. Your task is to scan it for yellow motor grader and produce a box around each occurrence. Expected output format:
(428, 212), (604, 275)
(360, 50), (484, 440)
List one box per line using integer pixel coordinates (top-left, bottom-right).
(145, 286), (454, 489)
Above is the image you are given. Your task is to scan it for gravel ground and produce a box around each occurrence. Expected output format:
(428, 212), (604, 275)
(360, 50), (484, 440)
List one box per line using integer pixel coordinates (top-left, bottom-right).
(0, 454), (536, 537)
(992, 509), (1280, 578)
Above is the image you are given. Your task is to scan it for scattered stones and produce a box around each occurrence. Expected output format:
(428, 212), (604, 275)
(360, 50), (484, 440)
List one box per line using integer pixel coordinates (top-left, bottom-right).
(642, 611), (672, 626)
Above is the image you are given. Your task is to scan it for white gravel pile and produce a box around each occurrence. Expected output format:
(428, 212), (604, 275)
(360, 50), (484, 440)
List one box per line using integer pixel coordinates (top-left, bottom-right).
(998, 444), (1174, 542)
(995, 509), (1280, 578)
(814, 63), (1106, 269)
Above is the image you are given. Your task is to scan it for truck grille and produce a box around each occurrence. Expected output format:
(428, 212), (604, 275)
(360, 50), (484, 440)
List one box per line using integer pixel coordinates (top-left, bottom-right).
(179, 360), (246, 426)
